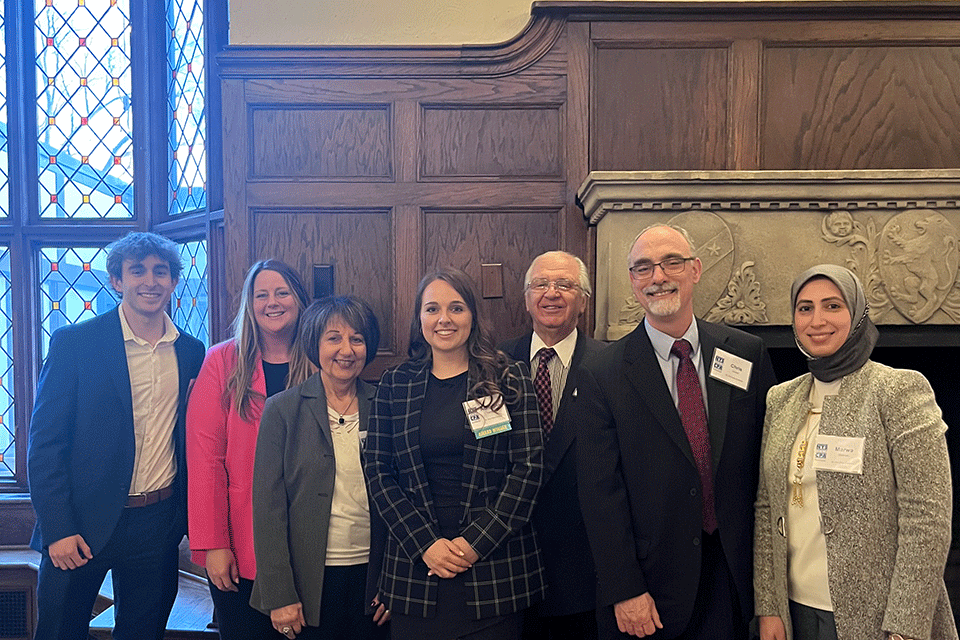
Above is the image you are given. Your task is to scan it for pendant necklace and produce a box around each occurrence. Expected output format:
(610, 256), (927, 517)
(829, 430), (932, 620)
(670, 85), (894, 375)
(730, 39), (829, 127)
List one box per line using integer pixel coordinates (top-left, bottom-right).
(332, 394), (357, 425)
(791, 408), (821, 507)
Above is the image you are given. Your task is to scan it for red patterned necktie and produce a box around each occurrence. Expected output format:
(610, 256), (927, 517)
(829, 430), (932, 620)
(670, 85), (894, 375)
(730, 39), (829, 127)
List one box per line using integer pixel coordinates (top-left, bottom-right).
(671, 339), (717, 534)
(534, 347), (556, 438)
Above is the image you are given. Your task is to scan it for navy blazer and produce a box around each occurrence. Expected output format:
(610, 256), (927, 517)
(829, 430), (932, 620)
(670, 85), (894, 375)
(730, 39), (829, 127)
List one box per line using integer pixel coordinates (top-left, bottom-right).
(576, 319), (775, 637)
(364, 359), (546, 620)
(500, 331), (605, 617)
(28, 306), (205, 555)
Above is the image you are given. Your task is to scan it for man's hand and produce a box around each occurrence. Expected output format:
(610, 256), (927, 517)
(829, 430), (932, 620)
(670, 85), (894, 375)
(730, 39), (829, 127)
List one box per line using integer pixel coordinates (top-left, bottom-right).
(205, 548), (239, 592)
(48, 534), (92, 570)
(614, 592), (663, 638)
(422, 538), (472, 578)
(759, 616), (787, 640)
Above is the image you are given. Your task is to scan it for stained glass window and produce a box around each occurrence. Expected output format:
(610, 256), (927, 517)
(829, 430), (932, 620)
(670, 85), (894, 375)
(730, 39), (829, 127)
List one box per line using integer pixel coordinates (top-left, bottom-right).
(173, 239), (208, 346)
(0, 248), (13, 478)
(0, 3), (8, 219)
(167, 0), (206, 216)
(38, 246), (117, 358)
(36, 0), (133, 219)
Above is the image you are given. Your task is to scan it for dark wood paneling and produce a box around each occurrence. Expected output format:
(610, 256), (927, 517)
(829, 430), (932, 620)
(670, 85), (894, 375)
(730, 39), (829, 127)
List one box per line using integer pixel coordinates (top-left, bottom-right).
(0, 499), (35, 546)
(422, 209), (561, 342)
(420, 106), (562, 179)
(593, 46), (730, 170)
(251, 106), (393, 179)
(253, 210), (395, 355)
(761, 45), (960, 169)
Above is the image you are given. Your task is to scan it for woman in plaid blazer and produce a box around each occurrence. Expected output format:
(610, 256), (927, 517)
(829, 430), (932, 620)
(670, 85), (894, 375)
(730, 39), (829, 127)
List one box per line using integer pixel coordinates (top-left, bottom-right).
(364, 267), (546, 640)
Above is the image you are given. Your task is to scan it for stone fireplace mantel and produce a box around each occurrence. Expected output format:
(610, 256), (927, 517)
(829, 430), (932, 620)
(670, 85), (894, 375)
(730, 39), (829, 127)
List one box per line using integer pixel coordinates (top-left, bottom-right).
(578, 170), (960, 341)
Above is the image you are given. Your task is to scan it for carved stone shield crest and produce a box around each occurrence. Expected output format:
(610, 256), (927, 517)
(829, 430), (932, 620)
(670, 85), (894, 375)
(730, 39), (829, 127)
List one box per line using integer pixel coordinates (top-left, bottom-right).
(879, 209), (959, 323)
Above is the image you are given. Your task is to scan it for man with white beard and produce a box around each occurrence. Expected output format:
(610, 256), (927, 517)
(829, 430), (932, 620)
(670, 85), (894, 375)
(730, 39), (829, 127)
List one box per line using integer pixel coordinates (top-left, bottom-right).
(576, 224), (775, 640)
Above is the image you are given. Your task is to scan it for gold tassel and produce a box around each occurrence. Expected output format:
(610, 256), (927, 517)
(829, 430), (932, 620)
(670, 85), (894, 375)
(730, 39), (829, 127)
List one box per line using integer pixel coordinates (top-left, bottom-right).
(792, 479), (803, 507)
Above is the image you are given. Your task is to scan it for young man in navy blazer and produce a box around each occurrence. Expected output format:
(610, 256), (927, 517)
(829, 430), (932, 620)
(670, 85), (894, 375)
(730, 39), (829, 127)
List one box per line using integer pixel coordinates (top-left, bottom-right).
(577, 225), (775, 640)
(28, 232), (205, 640)
(500, 251), (605, 640)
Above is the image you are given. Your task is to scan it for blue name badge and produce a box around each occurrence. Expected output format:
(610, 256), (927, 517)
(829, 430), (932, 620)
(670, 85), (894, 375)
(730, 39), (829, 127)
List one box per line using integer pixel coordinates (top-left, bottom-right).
(463, 397), (512, 439)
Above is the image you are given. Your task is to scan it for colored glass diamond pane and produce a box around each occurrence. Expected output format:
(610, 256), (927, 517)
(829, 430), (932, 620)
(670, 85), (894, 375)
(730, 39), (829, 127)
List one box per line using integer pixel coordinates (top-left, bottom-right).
(0, 248), (15, 477)
(36, 0), (134, 219)
(39, 246), (118, 360)
(173, 239), (208, 346)
(167, 0), (206, 216)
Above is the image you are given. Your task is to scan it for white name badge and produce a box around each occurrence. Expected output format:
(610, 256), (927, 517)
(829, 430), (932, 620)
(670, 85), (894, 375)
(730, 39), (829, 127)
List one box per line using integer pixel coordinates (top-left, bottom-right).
(463, 397), (512, 439)
(708, 348), (753, 391)
(812, 435), (865, 474)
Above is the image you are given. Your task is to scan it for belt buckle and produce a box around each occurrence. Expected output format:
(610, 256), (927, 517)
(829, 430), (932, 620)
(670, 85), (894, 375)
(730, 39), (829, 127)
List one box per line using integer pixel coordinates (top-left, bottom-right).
(127, 492), (149, 508)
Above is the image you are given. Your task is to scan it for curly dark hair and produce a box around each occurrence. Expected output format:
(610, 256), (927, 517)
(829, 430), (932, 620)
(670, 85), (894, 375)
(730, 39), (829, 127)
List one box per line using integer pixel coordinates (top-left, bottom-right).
(408, 267), (520, 409)
(106, 232), (183, 281)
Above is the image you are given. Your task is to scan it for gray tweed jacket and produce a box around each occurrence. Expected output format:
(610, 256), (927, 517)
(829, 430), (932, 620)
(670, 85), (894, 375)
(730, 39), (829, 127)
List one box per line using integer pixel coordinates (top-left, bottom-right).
(754, 360), (957, 640)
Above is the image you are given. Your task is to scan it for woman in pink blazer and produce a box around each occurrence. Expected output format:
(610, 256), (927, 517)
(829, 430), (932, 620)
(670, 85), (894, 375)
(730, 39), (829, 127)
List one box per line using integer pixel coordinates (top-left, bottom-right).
(187, 260), (313, 639)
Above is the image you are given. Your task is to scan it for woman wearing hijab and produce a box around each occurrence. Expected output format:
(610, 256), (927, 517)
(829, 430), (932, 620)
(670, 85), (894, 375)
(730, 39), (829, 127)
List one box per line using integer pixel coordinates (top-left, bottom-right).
(754, 264), (957, 640)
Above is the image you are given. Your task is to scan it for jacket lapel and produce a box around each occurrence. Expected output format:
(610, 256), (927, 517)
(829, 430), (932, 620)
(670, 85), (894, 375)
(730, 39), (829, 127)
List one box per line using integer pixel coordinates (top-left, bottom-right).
(300, 374), (331, 447)
(698, 320), (731, 473)
(623, 324), (696, 469)
(104, 307), (134, 424)
(542, 332), (584, 481)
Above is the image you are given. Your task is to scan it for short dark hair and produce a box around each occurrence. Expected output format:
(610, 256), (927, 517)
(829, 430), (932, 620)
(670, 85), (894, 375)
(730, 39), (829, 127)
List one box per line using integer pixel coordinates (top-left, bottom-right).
(106, 232), (182, 281)
(298, 296), (381, 368)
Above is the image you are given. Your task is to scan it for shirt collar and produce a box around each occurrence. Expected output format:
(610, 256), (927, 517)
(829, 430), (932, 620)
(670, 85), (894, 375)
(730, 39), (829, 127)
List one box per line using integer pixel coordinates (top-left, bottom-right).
(644, 318), (699, 364)
(118, 304), (179, 346)
(529, 328), (578, 369)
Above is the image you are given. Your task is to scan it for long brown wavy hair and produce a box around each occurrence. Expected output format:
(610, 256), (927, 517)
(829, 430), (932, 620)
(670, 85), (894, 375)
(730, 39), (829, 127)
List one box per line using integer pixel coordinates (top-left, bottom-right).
(408, 267), (520, 410)
(226, 259), (313, 420)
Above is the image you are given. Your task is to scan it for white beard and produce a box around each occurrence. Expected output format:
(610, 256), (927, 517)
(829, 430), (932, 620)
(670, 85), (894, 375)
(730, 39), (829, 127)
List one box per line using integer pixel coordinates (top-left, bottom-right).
(642, 284), (681, 317)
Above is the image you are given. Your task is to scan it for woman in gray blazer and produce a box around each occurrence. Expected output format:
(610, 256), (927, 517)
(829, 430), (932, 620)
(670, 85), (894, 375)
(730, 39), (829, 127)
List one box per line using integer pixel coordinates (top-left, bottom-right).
(251, 296), (389, 639)
(754, 265), (957, 640)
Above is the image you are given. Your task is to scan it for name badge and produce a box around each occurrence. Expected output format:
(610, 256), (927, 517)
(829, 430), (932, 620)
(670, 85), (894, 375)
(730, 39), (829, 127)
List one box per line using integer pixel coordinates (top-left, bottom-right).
(812, 435), (864, 474)
(463, 397), (512, 439)
(708, 348), (753, 391)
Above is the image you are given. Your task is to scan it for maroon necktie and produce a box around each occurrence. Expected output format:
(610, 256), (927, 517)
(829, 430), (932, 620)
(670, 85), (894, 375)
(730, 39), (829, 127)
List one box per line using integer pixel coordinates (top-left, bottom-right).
(534, 347), (556, 438)
(671, 339), (717, 534)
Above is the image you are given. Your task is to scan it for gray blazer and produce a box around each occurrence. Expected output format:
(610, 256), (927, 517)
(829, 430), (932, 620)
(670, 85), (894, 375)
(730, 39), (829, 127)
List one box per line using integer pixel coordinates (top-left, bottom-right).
(754, 360), (957, 640)
(250, 374), (380, 626)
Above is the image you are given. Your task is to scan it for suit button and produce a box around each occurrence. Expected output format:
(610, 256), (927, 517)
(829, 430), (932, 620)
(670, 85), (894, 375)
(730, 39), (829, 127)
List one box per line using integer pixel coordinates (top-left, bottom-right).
(690, 488), (697, 496)
(821, 516), (834, 535)
(319, 492), (329, 497)
(693, 537), (700, 546)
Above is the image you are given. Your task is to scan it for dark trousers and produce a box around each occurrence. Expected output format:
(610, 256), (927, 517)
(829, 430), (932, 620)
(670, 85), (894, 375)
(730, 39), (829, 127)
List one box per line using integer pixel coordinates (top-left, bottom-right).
(208, 576), (283, 640)
(34, 495), (180, 640)
(789, 601), (838, 640)
(523, 608), (598, 640)
(598, 530), (746, 640)
(296, 564), (388, 640)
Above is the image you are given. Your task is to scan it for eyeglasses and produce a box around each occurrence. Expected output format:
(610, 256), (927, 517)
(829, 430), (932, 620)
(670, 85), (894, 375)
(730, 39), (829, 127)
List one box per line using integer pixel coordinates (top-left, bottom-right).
(526, 278), (580, 294)
(628, 257), (695, 280)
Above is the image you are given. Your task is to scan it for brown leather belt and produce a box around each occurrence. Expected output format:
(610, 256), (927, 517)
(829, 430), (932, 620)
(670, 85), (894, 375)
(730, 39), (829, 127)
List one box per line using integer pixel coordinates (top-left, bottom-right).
(125, 485), (174, 508)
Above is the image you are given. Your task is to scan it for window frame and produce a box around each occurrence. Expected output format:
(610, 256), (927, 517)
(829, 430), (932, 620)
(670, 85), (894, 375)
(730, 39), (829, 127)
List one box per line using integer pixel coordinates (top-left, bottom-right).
(0, 0), (227, 490)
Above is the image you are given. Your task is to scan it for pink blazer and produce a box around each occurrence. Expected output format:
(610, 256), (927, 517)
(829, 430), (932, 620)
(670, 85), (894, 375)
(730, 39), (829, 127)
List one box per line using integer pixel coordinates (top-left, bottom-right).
(187, 339), (266, 580)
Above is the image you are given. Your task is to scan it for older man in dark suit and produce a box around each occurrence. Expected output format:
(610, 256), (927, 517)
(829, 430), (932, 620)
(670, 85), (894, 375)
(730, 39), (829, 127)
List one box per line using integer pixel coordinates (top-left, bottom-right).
(501, 251), (605, 640)
(577, 225), (775, 640)
(28, 232), (205, 640)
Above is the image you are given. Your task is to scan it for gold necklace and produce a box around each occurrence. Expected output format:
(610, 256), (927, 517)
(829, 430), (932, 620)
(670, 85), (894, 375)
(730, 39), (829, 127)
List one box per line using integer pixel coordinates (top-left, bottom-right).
(791, 408), (821, 507)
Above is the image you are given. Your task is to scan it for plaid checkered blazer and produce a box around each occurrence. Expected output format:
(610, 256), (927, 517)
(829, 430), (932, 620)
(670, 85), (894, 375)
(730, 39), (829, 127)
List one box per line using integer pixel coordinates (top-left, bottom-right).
(364, 359), (547, 620)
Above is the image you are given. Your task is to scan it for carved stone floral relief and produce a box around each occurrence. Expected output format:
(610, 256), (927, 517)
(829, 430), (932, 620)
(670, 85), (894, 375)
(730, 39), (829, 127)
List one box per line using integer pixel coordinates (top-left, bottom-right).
(578, 170), (960, 340)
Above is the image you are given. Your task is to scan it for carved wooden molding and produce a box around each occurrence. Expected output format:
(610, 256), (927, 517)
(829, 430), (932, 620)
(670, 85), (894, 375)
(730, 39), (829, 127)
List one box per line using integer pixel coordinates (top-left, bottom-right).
(578, 170), (960, 339)
(218, 14), (565, 78)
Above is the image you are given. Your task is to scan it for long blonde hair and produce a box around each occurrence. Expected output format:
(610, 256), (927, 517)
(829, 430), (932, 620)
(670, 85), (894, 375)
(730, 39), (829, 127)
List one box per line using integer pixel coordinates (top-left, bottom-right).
(226, 260), (313, 420)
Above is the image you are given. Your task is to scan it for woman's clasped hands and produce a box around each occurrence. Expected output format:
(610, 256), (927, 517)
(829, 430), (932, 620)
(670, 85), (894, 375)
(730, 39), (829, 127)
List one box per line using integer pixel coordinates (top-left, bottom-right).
(423, 537), (479, 578)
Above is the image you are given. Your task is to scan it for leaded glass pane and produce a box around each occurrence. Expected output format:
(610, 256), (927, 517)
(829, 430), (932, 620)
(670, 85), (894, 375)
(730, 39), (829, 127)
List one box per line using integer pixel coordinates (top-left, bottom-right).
(36, 0), (133, 219)
(167, 0), (205, 216)
(0, 5), (9, 219)
(38, 246), (117, 359)
(0, 248), (13, 478)
(173, 239), (208, 345)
